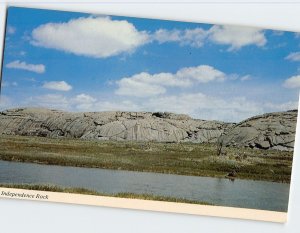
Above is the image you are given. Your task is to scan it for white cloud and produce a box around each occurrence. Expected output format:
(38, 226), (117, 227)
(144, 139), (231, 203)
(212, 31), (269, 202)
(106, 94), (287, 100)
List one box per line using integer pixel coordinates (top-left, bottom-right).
(285, 52), (300, 62)
(115, 74), (167, 97)
(153, 28), (207, 48)
(143, 93), (263, 122)
(22, 93), (97, 111)
(43, 81), (72, 91)
(31, 16), (149, 58)
(24, 94), (70, 110)
(136, 93), (293, 122)
(240, 75), (252, 81)
(263, 101), (298, 112)
(153, 29), (181, 43)
(115, 71), (193, 97)
(24, 77), (36, 82)
(115, 65), (225, 97)
(2, 81), (18, 88)
(5, 90), (297, 122)
(208, 25), (266, 50)
(72, 94), (96, 111)
(7, 25), (16, 35)
(21, 93), (139, 113)
(283, 75), (300, 88)
(73, 93), (96, 104)
(176, 65), (225, 83)
(152, 25), (266, 51)
(6, 60), (45, 74)
(30, 17), (268, 59)
(93, 100), (139, 112)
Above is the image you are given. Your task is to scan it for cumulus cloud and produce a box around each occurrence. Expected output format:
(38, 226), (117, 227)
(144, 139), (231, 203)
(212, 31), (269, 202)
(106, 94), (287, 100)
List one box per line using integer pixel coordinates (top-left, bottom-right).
(152, 25), (266, 50)
(21, 93), (139, 113)
(115, 74), (167, 97)
(208, 25), (266, 50)
(24, 94), (70, 110)
(72, 93), (96, 111)
(43, 81), (72, 91)
(5, 89), (297, 122)
(22, 93), (135, 113)
(28, 91), (260, 122)
(176, 65), (225, 83)
(283, 75), (300, 88)
(6, 60), (45, 74)
(115, 71), (193, 97)
(144, 93), (298, 122)
(23, 93), (97, 111)
(31, 16), (149, 58)
(153, 28), (207, 48)
(115, 65), (225, 97)
(285, 52), (300, 62)
(93, 100), (139, 112)
(73, 93), (96, 104)
(263, 101), (298, 112)
(30, 16), (268, 59)
(143, 93), (263, 122)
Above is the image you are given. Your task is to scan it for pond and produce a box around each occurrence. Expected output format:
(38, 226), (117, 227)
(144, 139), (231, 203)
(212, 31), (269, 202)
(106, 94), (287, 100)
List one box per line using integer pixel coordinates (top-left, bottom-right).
(0, 160), (290, 211)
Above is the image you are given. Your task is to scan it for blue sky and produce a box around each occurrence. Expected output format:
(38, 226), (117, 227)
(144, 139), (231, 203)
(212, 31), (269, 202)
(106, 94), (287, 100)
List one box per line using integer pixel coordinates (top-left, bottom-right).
(1, 7), (300, 122)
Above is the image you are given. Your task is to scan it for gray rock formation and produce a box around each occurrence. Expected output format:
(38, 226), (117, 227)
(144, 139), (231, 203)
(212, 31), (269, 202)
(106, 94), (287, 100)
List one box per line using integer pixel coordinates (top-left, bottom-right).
(218, 110), (298, 151)
(0, 108), (232, 143)
(0, 108), (297, 151)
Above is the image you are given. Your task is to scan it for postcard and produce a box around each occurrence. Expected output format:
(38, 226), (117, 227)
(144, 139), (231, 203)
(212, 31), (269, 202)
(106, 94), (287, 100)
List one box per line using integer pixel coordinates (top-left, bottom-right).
(0, 6), (299, 223)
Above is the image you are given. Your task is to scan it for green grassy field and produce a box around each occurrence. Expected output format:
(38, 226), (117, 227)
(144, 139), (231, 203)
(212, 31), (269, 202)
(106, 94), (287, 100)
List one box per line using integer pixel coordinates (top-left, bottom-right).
(0, 183), (212, 205)
(0, 135), (293, 183)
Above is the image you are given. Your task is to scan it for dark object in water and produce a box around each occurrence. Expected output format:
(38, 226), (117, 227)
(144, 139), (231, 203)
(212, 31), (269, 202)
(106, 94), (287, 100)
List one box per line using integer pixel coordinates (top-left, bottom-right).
(225, 170), (237, 180)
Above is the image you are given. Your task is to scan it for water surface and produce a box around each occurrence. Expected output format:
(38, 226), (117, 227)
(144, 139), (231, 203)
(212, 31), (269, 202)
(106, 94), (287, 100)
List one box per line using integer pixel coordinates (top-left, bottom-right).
(0, 160), (290, 211)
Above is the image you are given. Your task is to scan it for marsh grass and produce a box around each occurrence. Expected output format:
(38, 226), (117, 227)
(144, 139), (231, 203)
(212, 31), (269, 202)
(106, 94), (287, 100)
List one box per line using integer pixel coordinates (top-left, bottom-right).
(0, 135), (293, 182)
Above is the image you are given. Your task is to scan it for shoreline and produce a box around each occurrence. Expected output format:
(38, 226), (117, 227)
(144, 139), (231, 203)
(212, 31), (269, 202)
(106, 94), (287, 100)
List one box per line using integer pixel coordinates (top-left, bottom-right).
(0, 183), (213, 206)
(0, 158), (291, 184)
(0, 135), (293, 183)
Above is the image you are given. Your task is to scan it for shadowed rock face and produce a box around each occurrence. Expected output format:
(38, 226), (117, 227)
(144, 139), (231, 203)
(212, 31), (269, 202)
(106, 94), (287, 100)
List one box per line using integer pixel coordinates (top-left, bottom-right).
(218, 110), (298, 151)
(0, 108), (232, 143)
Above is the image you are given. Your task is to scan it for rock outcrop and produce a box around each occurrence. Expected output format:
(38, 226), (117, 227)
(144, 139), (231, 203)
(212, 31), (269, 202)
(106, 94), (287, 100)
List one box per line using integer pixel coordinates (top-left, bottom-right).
(0, 108), (232, 143)
(0, 108), (297, 151)
(218, 110), (298, 151)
